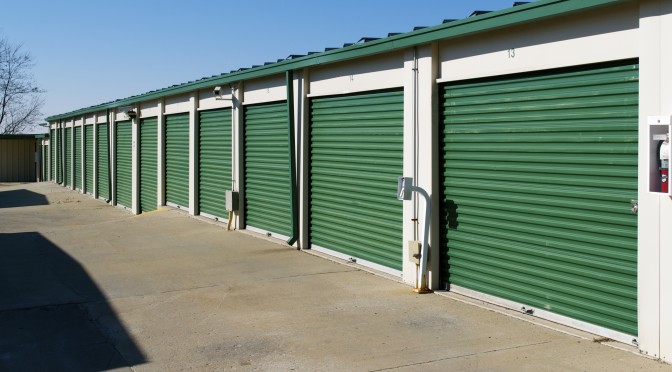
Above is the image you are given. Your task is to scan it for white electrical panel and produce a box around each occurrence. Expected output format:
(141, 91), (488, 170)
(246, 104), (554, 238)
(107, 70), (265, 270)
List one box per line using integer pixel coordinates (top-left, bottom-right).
(408, 240), (421, 265)
(226, 190), (239, 211)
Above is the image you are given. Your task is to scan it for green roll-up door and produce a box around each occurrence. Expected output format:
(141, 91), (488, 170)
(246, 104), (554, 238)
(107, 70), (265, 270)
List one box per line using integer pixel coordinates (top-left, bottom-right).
(441, 63), (639, 336)
(56, 129), (62, 183)
(44, 145), (48, 181)
(42, 145), (47, 181)
(244, 102), (291, 237)
(310, 90), (404, 271)
(165, 113), (190, 208)
(97, 123), (109, 200)
(116, 120), (132, 208)
(199, 108), (232, 219)
(64, 127), (71, 186)
(50, 129), (55, 181)
(85, 125), (93, 193)
(74, 126), (82, 190)
(140, 117), (158, 213)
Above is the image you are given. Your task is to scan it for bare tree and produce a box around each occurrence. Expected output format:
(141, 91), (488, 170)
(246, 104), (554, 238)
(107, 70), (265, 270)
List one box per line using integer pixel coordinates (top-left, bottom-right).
(0, 37), (44, 134)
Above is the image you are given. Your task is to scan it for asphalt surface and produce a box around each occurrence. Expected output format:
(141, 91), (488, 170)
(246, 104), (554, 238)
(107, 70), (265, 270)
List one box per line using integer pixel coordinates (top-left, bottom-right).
(1, 182), (670, 371)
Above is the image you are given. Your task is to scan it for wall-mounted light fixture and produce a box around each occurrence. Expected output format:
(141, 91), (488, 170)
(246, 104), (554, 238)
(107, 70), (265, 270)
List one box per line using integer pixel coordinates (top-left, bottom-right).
(126, 110), (137, 118)
(214, 84), (237, 101)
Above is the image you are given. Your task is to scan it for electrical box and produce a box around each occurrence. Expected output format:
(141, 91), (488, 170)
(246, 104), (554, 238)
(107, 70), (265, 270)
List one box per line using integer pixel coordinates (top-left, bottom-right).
(226, 190), (239, 211)
(408, 240), (421, 265)
(648, 116), (671, 196)
(397, 176), (413, 201)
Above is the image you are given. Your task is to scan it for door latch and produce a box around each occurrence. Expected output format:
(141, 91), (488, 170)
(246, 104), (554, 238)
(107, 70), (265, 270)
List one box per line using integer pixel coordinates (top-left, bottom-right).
(631, 200), (638, 215)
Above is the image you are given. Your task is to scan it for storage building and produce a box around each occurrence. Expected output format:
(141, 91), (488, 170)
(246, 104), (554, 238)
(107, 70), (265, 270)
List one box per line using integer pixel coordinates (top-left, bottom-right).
(45, 0), (672, 362)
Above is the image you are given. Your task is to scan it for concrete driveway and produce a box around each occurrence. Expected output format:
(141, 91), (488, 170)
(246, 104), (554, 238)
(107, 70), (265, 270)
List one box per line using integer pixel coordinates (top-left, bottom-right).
(1, 182), (670, 371)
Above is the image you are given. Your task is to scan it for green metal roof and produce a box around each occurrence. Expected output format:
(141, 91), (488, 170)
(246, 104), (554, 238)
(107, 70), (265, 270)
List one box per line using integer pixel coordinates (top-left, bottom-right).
(0, 134), (48, 139)
(46, 0), (630, 122)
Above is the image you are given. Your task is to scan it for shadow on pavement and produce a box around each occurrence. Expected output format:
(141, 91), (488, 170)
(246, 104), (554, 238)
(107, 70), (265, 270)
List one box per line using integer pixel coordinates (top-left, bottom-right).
(0, 232), (145, 371)
(0, 189), (50, 209)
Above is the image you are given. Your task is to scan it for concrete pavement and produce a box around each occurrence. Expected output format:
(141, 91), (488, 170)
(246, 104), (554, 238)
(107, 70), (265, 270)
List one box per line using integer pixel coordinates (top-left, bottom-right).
(1, 182), (670, 371)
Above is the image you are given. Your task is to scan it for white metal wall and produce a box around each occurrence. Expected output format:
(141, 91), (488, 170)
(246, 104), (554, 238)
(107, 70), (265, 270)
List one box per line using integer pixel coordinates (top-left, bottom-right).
(639, 0), (672, 362)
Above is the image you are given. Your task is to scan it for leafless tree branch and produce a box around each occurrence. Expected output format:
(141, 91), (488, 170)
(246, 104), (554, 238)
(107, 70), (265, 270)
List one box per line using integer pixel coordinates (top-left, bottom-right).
(0, 37), (44, 134)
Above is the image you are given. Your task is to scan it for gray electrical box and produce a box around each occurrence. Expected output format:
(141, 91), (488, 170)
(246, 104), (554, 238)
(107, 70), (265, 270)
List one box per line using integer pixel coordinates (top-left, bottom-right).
(226, 190), (239, 211)
(397, 176), (413, 201)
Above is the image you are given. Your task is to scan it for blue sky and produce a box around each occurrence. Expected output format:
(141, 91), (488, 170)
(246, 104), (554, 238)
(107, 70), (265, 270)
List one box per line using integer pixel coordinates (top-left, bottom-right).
(0, 0), (523, 123)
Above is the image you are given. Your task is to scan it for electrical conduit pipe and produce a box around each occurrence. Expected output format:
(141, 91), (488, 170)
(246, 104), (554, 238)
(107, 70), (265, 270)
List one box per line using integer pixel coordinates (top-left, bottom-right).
(398, 177), (432, 293)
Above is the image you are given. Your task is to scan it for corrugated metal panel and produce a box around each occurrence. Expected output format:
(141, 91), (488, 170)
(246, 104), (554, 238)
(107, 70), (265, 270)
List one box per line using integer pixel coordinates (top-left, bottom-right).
(440, 63), (639, 336)
(244, 102), (292, 236)
(199, 108), (232, 219)
(50, 129), (55, 181)
(0, 138), (35, 182)
(85, 125), (93, 193)
(310, 90), (404, 270)
(165, 113), (190, 208)
(64, 128), (71, 186)
(97, 123), (109, 200)
(74, 126), (82, 189)
(140, 117), (158, 213)
(115, 120), (132, 208)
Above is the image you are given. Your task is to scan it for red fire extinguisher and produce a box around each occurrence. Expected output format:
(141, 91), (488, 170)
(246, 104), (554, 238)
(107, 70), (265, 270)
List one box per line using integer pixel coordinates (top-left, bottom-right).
(661, 133), (670, 193)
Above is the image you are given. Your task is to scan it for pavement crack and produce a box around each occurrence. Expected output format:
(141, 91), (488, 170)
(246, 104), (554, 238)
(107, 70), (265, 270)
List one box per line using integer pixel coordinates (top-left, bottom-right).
(369, 341), (554, 371)
(93, 284), (224, 303)
(269, 269), (360, 280)
(0, 284), (223, 313)
(157, 284), (219, 294)
(0, 301), (83, 313)
(79, 302), (139, 371)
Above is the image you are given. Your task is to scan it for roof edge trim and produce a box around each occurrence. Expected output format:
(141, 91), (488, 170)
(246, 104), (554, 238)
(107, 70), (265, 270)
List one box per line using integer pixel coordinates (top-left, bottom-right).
(46, 0), (630, 121)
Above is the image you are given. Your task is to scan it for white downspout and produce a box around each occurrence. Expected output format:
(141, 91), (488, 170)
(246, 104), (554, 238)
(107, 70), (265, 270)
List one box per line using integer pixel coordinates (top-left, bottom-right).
(412, 47), (420, 242)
